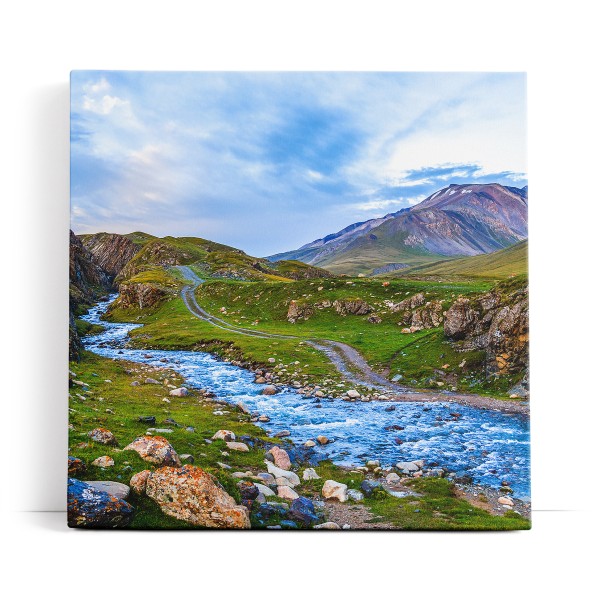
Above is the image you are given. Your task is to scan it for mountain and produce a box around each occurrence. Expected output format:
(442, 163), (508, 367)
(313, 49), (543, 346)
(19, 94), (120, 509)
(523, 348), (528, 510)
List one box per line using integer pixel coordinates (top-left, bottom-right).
(268, 183), (528, 275)
(390, 239), (528, 279)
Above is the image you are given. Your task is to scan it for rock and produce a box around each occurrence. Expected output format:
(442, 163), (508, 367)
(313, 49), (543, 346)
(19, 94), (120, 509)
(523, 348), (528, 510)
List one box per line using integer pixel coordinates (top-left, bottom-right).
(258, 415), (270, 422)
(289, 497), (319, 526)
(316, 435), (329, 445)
(68, 456), (86, 476)
(253, 502), (288, 522)
(129, 470), (151, 495)
(138, 416), (156, 425)
(392, 293), (426, 312)
(131, 381), (140, 386)
(265, 461), (301, 486)
(346, 489), (364, 502)
(366, 460), (380, 470)
(386, 472), (401, 484)
(314, 521), (341, 530)
(257, 472), (277, 486)
(303, 468), (320, 481)
(144, 378), (161, 385)
(91, 456), (114, 468)
(287, 300), (314, 323)
(396, 461), (420, 473)
(169, 387), (189, 397)
(342, 524), (351, 530)
(498, 496), (514, 507)
(322, 480), (348, 502)
(146, 465), (250, 528)
(261, 385), (278, 395)
(179, 453), (195, 464)
(237, 481), (259, 504)
(276, 476), (295, 487)
(346, 390), (361, 399)
(255, 483), (276, 497)
(212, 430), (236, 442)
(86, 481), (130, 500)
(391, 374), (403, 382)
(226, 441), (249, 452)
(268, 358), (276, 363)
(277, 485), (299, 500)
(265, 446), (292, 470)
(360, 480), (382, 498)
(304, 440), (316, 448)
(368, 314), (382, 324)
(124, 436), (181, 467)
(236, 401), (250, 414)
(88, 427), (118, 446)
(333, 299), (372, 316)
(68, 478), (134, 528)
(274, 430), (291, 438)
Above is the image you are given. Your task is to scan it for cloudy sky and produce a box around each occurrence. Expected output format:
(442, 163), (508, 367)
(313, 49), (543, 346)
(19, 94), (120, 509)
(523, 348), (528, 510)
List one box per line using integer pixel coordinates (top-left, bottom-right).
(71, 71), (527, 257)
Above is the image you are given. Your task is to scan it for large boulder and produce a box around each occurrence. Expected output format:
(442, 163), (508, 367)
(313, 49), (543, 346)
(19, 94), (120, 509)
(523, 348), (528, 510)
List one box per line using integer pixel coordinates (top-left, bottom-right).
(129, 470), (151, 495)
(265, 446), (291, 470)
(68, 478), (134, 528)
(145, 465), (250, 528)
(123, 436), (181, 467)
(289, 497), (319, 526)
(212, 430), (236, 442)
(322, 480), (348, 502)
(86, 481), (130, 500)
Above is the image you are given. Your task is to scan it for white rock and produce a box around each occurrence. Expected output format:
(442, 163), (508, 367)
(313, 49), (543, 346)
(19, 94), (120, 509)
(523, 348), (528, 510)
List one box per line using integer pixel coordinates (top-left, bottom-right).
(396, 461), (419, 473)
(255, 483), (275, 497)
(313, 522), (341, 530)
(386, 472), (401, 484)
(226, 441), (249, 452)
(303, 468), (320, 481)
(498, 496), (514, 506)
(265, 461), (300, 486)
(86, 480), (130, 500)
(169, 387), (189, 397)
(346, 390), (361, 399)
(304, 440), (316, 448)
(322, 480), (348, 502)
(277, 485), (299, 500)
(212, 430), (236, 441)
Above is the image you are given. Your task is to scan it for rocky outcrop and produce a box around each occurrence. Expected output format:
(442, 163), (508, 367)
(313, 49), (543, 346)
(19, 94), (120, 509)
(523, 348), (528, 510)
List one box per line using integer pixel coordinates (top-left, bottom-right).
(444, 279), (529, 379)
(68, 478), (134, 528)
(391, 292), (426, 312)
(145, 465), (251, 528)
(287, 300), (314, 323)
(333, 299), (372, 316)
(114, 282), (167, 310)
(79, 232), (140, 280)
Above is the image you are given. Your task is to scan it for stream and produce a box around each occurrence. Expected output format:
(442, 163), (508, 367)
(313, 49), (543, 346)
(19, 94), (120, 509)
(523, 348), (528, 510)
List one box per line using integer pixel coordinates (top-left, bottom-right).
(80, 296), (531, 500)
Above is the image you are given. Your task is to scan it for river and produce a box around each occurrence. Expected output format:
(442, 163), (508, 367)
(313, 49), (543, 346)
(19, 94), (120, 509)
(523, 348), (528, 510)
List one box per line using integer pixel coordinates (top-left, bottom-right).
(80, 296), (531, 499)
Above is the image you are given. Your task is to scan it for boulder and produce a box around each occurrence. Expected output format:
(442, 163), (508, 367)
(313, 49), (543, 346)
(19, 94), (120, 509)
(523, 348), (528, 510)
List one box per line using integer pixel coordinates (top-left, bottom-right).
(333, 299), (372, 316)
(265, 461), (300, 486)
(169, 387), (189, 397)
(303, 468), (320, 481)
(266, 446), (292, 470)
(289, 497), (319, 526)
(386, 472), (401, 484)
(274, 430), (291, 438)
(498, 496), (514, 507)
(88, 427), (118, 446)
(226, 441), (249, 452)
(257, 472), (277, 486)
(316, 435), (329, 445)
(287, 300), (314, 323)
(68, 478), (134, 528)
(261, 385), (278, 396)
(145, 465), (250, 528)
(212, 430), (236, 442)
(124, 436), (181, 467)
(322, 480), (348, 502)
(360, 480), (382, 498)
(255, 483), (276, 497)
(346, 489), (364, 502)
(68, 456), (86, 476)
(144, 378), (161, 385)
(396, 461), (420, 474)
(129, 470), (151, 495)
(91, 456), (114, 468)
(277, 485), (299, 500)
(346, 390), (361, 399)
(304, 440), (316, 448)
(86, 481), (130, 500)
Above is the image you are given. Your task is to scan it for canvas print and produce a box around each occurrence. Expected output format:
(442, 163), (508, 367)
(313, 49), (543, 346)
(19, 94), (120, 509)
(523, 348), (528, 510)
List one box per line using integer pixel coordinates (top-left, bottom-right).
(68, 71), (530, 530)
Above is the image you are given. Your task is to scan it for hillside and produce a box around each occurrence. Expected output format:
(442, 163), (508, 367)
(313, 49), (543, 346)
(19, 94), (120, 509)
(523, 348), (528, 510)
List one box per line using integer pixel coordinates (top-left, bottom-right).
(268, 183), (528, 275)
(391, 240), (528, 279)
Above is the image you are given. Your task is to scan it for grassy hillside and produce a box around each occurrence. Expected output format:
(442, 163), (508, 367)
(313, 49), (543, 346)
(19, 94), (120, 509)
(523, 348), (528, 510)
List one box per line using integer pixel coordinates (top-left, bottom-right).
(393, 240), (528, 279)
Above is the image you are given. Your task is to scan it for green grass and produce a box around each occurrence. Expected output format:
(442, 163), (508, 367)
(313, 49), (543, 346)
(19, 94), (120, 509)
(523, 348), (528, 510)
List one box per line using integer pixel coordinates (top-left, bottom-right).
(397, 240), (528, 280)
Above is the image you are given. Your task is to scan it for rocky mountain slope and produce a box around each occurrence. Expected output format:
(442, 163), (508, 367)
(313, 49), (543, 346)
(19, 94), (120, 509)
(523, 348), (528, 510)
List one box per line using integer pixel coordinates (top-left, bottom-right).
(79, 232), (141, 280)
(269, 183), (528, 275)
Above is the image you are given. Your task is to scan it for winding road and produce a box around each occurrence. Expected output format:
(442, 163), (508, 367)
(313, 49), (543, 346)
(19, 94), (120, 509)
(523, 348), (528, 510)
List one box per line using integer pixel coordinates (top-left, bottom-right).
(175, 266), (529, 415)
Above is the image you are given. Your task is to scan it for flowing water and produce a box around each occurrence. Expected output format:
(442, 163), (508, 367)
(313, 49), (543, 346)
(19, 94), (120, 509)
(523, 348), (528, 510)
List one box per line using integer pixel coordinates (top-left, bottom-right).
(81, 296), (531, 499)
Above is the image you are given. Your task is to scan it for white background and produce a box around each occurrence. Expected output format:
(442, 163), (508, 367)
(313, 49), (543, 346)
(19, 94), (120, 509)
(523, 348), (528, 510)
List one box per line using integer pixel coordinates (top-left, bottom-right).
(1, 0), (598, 597)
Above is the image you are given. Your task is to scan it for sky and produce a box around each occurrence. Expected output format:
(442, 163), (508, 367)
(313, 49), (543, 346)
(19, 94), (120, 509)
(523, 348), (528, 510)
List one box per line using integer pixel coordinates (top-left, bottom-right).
(71, 71), (527, 257)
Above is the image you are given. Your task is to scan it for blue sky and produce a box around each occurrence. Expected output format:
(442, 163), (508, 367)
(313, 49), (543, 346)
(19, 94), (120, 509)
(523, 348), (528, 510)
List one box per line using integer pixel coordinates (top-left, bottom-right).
(71, 71), (527, 256)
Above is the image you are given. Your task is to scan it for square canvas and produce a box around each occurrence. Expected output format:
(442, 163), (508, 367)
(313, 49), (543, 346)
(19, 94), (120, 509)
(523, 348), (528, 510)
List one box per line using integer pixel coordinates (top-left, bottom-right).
(68, 71), (530, 530)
